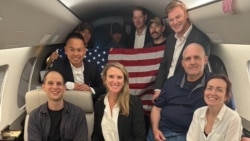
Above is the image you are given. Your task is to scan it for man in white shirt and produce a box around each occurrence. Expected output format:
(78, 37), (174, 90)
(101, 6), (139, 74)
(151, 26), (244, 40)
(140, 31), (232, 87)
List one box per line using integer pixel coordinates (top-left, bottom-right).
(126, 6), (152, 48)
(51, 33), (105, 101)
(153, 0), (211, 101)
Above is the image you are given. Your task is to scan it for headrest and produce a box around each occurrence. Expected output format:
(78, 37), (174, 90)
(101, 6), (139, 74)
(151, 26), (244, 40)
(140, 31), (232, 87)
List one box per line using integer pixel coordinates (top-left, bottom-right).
(25, 89), (93, 114)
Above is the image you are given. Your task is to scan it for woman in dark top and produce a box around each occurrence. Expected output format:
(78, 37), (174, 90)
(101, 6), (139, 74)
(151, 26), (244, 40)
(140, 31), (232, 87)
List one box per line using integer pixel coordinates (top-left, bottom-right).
(92, 62), (146, 141)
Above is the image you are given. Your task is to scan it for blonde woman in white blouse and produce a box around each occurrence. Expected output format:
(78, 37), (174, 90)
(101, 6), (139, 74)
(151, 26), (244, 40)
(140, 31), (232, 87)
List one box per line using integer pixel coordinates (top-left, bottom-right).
(187, 74), (242, 141)
(92, 62), (146, 141)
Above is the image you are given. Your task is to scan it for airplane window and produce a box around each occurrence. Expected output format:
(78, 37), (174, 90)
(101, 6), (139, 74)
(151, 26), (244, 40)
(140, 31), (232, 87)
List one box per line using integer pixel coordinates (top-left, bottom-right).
(17, 57), (37, 109)
(0, 65), (8, 121)
(208, 55), (228, 76)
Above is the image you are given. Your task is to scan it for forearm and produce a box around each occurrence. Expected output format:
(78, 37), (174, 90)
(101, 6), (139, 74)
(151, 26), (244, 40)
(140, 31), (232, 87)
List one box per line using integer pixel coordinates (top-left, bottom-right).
(151, 106), (161, 131)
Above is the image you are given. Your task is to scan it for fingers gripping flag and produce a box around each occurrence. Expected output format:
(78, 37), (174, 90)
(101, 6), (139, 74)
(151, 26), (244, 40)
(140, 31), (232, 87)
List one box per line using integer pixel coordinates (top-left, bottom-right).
(85, 46), (165, 115)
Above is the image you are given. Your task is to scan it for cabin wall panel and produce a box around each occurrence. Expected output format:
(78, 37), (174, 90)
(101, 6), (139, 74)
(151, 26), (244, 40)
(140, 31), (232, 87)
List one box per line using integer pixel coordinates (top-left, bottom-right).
(0, 47), (38, 130)
(0, 0), (80, 50)
(189, 0), (250, 44)
(211, 44), (250, 130)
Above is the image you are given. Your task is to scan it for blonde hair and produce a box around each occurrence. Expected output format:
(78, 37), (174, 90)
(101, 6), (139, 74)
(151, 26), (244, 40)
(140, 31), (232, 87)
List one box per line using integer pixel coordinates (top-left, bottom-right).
(101, 62), (130, 116)
(165, 0), (188, 16)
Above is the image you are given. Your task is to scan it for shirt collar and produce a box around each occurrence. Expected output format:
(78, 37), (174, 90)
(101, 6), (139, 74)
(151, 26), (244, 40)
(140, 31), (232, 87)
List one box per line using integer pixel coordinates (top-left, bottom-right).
(200, 104), (227, 121)
(70, 63), (84, 72)
(136, 26), (147, 36)
(180, 71), (206, 90)
(216, 104), (227, 121)
(41, 100), (70, 114)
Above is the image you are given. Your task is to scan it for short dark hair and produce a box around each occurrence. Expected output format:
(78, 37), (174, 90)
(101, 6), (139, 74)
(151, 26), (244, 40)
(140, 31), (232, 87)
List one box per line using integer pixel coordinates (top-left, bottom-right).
(43, 70), (65, 84)
(76, 22), (93, 34)
(110, 23), (123, 34)
(65, 32), (85, 45)
(133, 6), (147, 15)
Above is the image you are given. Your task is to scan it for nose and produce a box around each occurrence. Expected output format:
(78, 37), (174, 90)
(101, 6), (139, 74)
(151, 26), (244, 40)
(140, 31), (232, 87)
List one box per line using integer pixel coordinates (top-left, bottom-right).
(72, 50), (79, 55)
(171, 18), (178, 26)
(190, 58), (196, 64)
(210, 89), (217, 95)
(52, 84), (58, 89)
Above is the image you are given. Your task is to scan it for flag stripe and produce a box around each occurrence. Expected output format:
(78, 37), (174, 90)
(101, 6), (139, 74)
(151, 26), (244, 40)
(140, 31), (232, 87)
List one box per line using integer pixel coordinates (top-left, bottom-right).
(129, 70), (159, 77)
(109, 58), (163, 67)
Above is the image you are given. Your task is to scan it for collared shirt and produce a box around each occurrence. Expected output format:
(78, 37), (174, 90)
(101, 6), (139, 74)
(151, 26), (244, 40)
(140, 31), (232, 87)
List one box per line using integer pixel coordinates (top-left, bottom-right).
(71, 63), (84, 84)
(65, 63), (95, 94)
(187, 104), (242, 141)
(101, 95), (120, 141)
(65, 63), (84, 90)
(134, 26), (147, 48)
(167, 25), (193, 78)
(155, 72), (210, 133)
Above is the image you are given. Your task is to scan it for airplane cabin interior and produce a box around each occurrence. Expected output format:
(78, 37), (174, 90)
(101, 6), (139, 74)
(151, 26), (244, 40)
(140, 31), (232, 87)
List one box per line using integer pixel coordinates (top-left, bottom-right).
(0, 0), (250, 140)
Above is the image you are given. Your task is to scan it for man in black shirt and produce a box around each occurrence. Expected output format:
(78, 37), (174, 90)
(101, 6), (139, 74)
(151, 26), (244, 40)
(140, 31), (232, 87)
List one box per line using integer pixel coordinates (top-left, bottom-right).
(145, 17), (167, 47)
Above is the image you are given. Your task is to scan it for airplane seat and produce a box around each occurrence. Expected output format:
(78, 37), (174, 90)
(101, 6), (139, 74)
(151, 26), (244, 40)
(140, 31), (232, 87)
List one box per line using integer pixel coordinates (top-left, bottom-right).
(24, 89), (94, 141)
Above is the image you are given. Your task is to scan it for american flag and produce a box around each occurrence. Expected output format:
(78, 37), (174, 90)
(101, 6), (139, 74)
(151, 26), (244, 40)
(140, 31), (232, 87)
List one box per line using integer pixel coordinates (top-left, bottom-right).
(85, 46), (165, 115)
(85, 47), (109, 73)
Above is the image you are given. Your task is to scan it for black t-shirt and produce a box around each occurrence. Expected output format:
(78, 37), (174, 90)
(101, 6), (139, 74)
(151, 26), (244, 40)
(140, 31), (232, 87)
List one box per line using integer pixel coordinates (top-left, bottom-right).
(185, 77), (203, 90)
(47, 108), (63, 141)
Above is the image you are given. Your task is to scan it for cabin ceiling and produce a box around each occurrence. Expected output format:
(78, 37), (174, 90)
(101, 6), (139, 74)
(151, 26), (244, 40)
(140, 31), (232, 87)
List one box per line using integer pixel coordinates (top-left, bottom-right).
(59, 0), (218, 22)
(0, 0), (250, 50)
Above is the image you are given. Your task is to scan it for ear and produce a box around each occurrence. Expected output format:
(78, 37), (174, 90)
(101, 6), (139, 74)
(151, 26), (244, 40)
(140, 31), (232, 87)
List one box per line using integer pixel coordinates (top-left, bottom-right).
(144, 14), (147, 21)
(162, 26), (165, 32)
(42, 83), (45, 90)
(181, 59), (185, 67)
(224, 94), (230, 103)
(64, 46), (67, 55)
(204, 56), (208, 64)
(62, 85), (66, 92)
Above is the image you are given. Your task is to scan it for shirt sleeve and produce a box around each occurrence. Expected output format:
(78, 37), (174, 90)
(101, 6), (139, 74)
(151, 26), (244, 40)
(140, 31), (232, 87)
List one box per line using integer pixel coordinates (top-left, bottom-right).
(155, 80), (169, 107)
(65, 81), (75, 90)
(186, 109), (200, 141)
(224, 112), (242, 141)
(28, 112), (43, 141)
(73, 109), (88, 141)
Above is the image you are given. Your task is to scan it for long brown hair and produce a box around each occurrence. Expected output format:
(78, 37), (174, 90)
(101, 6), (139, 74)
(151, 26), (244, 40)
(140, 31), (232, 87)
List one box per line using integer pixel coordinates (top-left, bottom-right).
(101, 62), (130, 116)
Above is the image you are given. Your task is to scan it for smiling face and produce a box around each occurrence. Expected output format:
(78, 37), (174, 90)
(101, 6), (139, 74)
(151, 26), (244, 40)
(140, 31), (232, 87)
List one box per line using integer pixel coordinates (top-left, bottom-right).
(42, 71), (66, 102)
(204, 78), (229, 108)
(104, 66), (125, 95)
(182, 43), (208, 81)
(149, 22), (165, 40)
(65, 38), (86, 68)
(167, 6), (190, 37)
(132, 10), (147, 31)
(80, 29), (92, 45)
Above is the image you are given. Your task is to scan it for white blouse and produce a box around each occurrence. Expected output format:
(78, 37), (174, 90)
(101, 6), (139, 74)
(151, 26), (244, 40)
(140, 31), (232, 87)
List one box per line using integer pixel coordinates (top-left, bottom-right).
(187, 104), (242, 141)
(101, 95), (120, 141)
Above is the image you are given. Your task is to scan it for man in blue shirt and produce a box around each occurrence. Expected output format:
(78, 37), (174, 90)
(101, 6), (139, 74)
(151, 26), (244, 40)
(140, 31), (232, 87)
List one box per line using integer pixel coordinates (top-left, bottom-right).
(149, 43), (210, 141)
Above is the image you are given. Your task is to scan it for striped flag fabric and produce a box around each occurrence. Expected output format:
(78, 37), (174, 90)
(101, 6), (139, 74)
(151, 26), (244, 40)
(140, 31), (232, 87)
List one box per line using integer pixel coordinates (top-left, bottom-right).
(85, 46), (165, 115)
